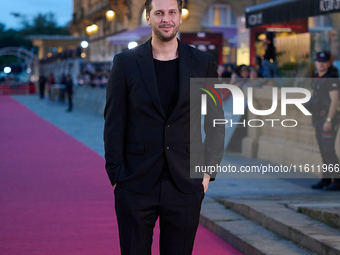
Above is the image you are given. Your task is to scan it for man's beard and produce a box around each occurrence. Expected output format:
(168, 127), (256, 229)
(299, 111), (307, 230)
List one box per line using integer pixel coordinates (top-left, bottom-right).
(151, 23), (179, 42)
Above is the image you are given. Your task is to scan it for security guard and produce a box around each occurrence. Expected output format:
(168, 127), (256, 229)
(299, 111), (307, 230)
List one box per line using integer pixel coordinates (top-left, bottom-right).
(310, 51), (340, 191)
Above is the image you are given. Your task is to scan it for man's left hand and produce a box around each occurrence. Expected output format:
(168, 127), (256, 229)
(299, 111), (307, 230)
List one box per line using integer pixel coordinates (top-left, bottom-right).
(202, 173), (210, 193)
(323, 121), (332, 132)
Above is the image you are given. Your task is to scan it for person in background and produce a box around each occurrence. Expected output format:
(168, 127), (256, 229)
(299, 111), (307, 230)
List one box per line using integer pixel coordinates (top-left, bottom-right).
(59, 74), (67, 102)
(224, 63), (235, 73)
(221, 68), (232, 82)
(101, 72), (109, 88)
(329, 64), (339, 77)
(65, 75), (73, 112)
(38, 75), (46, 99)
(239, 65), (250, 79)
(48, 73), (55, 87)
(61, 73), (66, 85)
(250, 68), (258, 79)
(77, 71), (86, 86)
(310, 51), (340, 191)
(220, 63), (234, 80)
(254, 55), (264, 78)
(248, 67), (266, 88)
(262, 32), (278, 78)
(220, 66), (232, 101)
(217, 65), (225, 79)
(230, 64), (250, 89)
(48, 73), (55, 99)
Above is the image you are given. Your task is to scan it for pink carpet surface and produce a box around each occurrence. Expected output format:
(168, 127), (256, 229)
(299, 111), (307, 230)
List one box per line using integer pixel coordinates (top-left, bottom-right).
(0, 96), (243, 255)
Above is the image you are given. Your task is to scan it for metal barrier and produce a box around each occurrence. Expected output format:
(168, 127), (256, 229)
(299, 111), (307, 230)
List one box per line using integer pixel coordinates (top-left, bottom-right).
(0, 82), (31, 95)
(48, 84), (66, 102)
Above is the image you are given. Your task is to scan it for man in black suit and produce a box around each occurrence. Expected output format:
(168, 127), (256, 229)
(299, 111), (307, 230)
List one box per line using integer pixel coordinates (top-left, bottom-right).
(104, 0), (225, 254)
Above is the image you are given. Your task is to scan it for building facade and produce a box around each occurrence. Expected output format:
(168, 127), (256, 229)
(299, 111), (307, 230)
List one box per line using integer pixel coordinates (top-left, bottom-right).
(70, 0), (256, 65)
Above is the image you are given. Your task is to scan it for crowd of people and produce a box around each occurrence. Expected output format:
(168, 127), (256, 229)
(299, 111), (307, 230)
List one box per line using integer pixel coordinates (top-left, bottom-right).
(218, 49), (340, 190)
(217, 60), (271, 101)
(216, 31), (284, 102)
(77, 69), (110, 88)
(37, 67), (110, 114)
(38, 72), (73, 112)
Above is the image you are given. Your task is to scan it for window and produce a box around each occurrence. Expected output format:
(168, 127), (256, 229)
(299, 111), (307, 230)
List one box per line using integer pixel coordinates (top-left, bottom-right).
(202, 4), (237, 27)
(308, 15), (332, 31)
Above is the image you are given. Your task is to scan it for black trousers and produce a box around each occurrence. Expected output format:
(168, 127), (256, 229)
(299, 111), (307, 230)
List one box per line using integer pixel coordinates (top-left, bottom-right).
(114, 178), (204, 255)
(314, 117), (340, 182)
(67, 93), (73, 111)
(39, 83), (45, 99)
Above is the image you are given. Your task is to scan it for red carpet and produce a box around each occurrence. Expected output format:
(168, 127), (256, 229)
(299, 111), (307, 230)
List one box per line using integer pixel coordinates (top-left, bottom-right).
(0, 96), (242, 255)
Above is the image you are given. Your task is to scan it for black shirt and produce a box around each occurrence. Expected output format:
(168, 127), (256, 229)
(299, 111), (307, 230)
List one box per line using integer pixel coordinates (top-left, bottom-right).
(153, 58), (179, 119)
(264, 43), (276, 61)
(311, 70), (339, 117)
(153, 57), (179, 182)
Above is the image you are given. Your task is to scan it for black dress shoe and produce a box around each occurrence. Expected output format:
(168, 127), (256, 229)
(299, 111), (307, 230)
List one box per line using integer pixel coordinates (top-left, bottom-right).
(311, 179), (331, 189)
(323, 182), (340, 191)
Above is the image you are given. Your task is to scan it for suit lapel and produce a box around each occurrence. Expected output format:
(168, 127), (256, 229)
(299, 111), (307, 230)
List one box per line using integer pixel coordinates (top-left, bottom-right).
(137, 39), (166, 119)
(168, 40), (194, 122)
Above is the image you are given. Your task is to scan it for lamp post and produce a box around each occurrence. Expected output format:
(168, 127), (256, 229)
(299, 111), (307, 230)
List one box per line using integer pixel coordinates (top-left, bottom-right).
(106, 10), (115, 22)
(182, 0), (189, 20)
(86, 24), (98, 35)
(80, 41), (88, 59)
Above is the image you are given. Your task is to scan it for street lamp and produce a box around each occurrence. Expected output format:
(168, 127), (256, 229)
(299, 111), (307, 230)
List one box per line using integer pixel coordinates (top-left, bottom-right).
(91, 24), (98, 33)
(182, 8), (189, 20)
(4, 67), (11, 74)
(106, 10), (115, 22)
(86, 24), (98, 35)
(182, 0), (189, 20)
(86, 25), (93, 35)
(81, 41), (89, 48)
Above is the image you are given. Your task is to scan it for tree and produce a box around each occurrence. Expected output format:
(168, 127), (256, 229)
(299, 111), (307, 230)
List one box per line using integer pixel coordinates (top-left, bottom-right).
(0, 23), (5, 33)
(19, 12), (70, 36)
(0, 23), (32, 49)
(0, 13), (70, 65)
(0, 23), (33, 65)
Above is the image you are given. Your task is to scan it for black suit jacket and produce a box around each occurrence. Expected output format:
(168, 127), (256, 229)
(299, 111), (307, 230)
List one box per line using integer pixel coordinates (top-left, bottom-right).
(104, 38), (224, 194)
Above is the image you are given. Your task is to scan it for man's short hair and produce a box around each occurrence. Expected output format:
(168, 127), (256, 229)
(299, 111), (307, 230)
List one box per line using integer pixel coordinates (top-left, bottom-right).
(145, 0), (183, 15)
